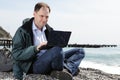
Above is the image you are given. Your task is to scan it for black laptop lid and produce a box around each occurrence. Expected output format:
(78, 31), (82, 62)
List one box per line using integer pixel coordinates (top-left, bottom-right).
(47, 30), (71, 47)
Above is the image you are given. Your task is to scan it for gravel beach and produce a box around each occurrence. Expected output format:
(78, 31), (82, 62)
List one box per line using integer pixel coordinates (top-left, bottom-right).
(0, 67), (120, 80)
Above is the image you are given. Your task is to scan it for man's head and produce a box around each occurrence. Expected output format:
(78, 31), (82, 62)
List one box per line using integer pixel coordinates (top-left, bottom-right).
(33, 2), (51, 30)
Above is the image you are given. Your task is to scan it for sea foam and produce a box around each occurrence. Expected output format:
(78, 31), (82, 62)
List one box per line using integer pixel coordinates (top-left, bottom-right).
(80, 60), (120, 75)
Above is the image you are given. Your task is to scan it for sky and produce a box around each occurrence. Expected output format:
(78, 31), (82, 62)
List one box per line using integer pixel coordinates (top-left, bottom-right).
(0, 0), (120, 44)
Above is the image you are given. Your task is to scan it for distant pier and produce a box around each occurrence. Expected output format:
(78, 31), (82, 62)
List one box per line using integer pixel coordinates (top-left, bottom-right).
(0, 38), (12, 48)
(68, 44), (117, 48)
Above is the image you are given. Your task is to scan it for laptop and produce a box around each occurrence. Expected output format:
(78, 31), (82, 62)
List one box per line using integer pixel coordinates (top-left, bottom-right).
(47, 30), (71, 47)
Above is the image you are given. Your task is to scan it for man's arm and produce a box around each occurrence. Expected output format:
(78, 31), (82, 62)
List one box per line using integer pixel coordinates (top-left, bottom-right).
(12, 28), (38, 61)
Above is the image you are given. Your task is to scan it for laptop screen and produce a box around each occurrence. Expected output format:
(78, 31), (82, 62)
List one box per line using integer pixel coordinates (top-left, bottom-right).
(47, 30), (71, 47)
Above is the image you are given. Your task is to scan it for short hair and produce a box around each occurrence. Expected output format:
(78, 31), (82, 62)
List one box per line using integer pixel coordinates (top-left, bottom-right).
(34, 2), (51, 13)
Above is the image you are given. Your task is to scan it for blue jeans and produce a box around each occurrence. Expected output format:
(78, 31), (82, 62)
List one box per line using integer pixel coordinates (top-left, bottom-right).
(33, 47), (85, 76)
(63, 48), (85, 76)
(33, 46), (63, 74)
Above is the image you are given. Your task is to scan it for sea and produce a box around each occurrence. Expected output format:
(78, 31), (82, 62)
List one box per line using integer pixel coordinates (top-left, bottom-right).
(63, 46), (120, 75)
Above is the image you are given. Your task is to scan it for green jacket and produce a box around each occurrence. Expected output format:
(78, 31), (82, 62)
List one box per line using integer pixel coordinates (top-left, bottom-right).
(12, 18), (53, 79)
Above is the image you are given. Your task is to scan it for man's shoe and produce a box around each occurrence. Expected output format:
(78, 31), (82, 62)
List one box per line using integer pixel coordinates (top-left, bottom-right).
(73, 69), (80, 76)
(50, 70), (73, 80)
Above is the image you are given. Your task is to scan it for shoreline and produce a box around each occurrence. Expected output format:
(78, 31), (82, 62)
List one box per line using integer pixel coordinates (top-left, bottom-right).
(80, 60), (120, 75)
(0, 67), (120, 80)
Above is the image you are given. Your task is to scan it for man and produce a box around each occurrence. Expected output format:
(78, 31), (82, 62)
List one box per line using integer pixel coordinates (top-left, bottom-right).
(12, 2), (85, 80)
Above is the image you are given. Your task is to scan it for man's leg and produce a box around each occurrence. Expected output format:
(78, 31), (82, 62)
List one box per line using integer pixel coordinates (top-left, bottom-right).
(63, 48), (85, 76)
(33, 46), (63, 74)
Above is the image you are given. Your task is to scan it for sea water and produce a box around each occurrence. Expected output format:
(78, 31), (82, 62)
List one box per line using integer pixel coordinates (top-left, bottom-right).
(63, 47), (120, 75)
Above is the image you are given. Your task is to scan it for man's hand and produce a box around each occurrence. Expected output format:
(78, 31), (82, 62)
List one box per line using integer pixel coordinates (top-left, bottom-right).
(36, 41), (47, 51)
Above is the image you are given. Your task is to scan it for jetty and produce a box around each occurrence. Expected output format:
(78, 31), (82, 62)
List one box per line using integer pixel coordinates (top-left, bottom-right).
(0, 38), (12, 48)
(68, 44), (117, 48)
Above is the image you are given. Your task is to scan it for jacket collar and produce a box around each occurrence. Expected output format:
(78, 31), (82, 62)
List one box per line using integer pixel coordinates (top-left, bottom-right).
(21, 17), (53, 44)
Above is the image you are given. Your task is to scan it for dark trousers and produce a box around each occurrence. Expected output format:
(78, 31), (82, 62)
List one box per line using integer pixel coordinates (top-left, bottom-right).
(33, 47), (85, 76)
(33, 46), (63, 74)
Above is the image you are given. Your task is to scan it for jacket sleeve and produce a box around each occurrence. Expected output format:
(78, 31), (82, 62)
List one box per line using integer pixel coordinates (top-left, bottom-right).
(12, 28), (38, 61)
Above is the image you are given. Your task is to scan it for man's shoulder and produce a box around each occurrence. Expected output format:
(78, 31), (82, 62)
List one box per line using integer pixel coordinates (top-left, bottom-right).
(17, 18), (33, 34)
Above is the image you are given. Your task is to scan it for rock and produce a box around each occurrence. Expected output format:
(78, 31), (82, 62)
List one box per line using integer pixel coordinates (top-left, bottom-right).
(0, 47), (13, 72)
(0, 26), (12, 39)
(0, 67), (120, 80)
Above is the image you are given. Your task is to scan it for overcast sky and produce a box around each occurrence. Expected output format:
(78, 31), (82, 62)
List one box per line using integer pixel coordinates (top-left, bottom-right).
(0, 0), (120, 44)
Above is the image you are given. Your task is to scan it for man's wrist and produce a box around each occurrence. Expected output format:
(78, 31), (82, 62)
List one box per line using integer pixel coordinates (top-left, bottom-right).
(37, 47), (40, 51)
(34, 46), (40, 53)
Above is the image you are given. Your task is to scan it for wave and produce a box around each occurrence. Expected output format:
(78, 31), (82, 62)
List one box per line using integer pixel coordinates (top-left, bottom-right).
(80, 60), (120, 75)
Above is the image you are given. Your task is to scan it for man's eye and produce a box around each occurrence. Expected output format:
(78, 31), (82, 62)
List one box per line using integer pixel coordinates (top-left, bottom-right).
(46, 16), (49, 19)
(40, 15), (44, 18)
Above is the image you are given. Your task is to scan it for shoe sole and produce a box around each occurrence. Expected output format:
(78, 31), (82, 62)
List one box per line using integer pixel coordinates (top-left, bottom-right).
(50, 71), (73, 80)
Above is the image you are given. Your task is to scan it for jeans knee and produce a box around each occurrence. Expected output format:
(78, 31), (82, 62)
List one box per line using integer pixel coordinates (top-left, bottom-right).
(52, 46), (62, 51)
(52, 46), (63, 56)
(78, 48), (85, 58)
